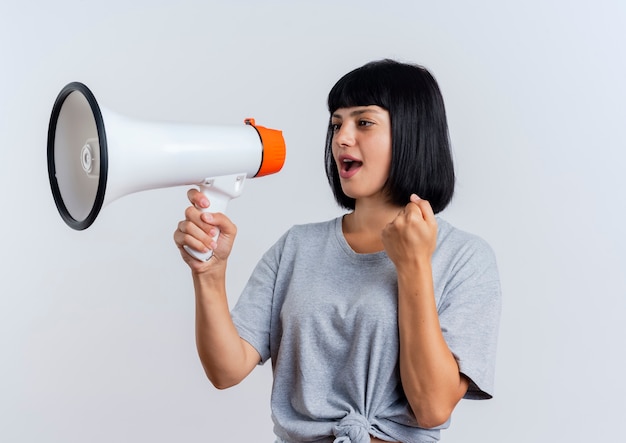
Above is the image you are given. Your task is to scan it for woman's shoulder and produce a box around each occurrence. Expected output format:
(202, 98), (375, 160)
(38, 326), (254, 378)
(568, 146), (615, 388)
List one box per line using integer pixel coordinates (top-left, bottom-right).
(283, 217), (340, 239)
(437, 217), (492, 247)
(435, 217), (498, 268)
(266, 217), (341, 255)
(434, 218), (501, 304)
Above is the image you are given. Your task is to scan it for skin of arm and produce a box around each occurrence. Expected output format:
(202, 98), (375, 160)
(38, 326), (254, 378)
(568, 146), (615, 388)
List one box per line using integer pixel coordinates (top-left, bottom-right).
(174, 189), (260, 389)
(382, 194), (469, 429)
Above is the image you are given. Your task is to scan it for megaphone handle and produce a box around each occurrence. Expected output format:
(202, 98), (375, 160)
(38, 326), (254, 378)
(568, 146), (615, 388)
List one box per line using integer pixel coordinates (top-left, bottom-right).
(183, 174), (246, 262)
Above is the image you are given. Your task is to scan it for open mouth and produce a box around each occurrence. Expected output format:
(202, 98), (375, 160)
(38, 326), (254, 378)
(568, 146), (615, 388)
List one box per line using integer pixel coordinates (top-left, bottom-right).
(339, 158), (363, 178)
(342, 158), (362, 171)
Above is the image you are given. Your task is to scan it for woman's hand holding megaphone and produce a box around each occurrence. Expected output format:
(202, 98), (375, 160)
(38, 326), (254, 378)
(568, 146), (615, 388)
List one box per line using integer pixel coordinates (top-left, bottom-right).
(174, 188), (237, 274)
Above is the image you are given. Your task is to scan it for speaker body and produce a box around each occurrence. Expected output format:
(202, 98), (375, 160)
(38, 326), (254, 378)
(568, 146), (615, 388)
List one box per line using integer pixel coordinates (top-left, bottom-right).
(47, 82), (285, 260)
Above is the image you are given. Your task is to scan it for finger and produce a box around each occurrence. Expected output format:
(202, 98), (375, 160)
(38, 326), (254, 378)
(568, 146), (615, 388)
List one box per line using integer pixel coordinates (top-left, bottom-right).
(187, 188), (210, 209)
(403, 200), (423, 222)
(185, 204), (205, 224)
(203, 212), (237, 238)
(175, 220), (212, 253)
(409, 194), (435, 222)
(415, 198), (435, 222)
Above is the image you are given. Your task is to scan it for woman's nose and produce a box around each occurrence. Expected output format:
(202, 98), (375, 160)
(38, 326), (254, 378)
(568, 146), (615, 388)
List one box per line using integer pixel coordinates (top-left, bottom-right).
(334, 123), (355, 146)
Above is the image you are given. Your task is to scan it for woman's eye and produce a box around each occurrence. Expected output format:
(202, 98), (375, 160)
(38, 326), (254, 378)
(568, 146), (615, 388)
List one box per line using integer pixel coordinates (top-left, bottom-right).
(358, 120), (373, 127)
(330, 123), (341, 132)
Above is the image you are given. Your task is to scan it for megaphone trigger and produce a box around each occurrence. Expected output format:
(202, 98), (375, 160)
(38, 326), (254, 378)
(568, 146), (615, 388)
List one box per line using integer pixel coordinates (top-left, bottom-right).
(183, 173), (247, 262)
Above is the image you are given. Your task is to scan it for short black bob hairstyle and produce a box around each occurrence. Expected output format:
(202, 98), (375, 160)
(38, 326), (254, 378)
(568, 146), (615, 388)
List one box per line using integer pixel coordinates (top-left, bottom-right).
(324, 59), (455, 214)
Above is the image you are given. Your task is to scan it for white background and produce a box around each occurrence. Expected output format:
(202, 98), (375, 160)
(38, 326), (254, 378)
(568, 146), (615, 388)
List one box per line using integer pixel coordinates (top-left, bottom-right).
(1, 1), (625, 442)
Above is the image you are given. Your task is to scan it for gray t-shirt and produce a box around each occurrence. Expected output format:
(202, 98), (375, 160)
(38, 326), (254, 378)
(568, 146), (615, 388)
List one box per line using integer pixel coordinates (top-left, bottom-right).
(231, 216), (501, 443)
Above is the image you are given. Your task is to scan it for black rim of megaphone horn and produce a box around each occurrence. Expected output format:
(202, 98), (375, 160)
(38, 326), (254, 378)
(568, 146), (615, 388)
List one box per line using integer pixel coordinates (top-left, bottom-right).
(47, 82), (108, 231)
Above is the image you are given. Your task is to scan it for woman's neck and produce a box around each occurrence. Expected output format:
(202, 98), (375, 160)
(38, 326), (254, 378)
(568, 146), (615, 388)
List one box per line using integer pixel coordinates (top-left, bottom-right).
(342, 198), (403, 254)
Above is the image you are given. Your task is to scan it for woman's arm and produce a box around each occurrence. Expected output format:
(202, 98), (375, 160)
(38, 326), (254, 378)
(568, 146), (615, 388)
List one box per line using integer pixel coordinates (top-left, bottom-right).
(395, 261), (468, 428)
(382, 195), (468, 428)
(192, 265), (261, 389)
(174, 189), (260, 389)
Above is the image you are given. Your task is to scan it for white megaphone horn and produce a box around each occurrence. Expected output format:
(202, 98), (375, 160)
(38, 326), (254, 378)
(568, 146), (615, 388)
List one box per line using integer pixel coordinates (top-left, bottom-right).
(47, 82), (286, 261)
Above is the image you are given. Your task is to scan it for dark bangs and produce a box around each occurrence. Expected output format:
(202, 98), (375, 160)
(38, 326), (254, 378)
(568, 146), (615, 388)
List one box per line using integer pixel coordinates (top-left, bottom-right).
(327, 62), (394, 113)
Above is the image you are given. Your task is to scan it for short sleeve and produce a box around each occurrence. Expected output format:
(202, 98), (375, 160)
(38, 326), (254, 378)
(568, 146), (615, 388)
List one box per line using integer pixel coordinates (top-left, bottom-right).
(230, 233), (285, 364)
(437, 236), (502, 399)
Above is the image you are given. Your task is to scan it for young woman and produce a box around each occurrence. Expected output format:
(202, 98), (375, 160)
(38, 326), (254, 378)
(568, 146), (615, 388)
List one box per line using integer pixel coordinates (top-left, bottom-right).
(173, 59), (501, 443)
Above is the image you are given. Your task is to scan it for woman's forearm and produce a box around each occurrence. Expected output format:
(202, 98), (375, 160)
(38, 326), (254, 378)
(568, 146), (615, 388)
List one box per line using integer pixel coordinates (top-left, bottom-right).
(396, 262), (468, 428)
(193, 269), (260, 389)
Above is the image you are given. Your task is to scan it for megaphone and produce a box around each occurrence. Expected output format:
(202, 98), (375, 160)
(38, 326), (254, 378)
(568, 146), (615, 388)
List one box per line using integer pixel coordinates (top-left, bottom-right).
(47, 82), (286, 261)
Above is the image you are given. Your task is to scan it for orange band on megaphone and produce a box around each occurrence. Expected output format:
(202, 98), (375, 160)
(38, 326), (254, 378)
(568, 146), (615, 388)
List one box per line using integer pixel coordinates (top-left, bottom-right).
(245, 118), (286, 177)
